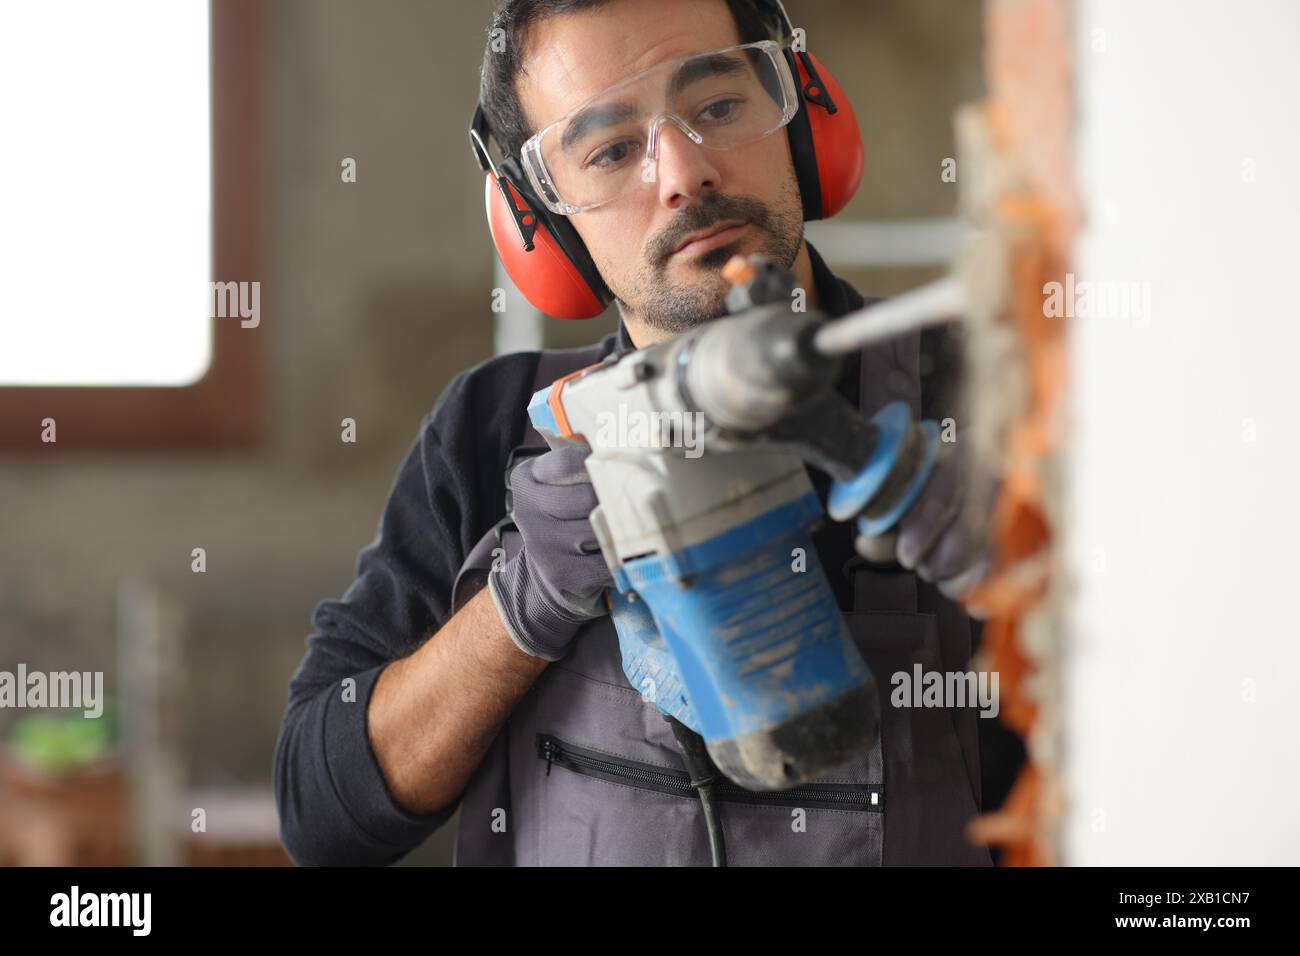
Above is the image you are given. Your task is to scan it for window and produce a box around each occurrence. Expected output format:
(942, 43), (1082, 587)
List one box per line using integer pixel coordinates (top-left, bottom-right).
(0, 0), (263, 449)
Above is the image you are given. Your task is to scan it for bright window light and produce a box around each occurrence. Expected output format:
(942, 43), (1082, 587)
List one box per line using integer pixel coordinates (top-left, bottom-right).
(0, 0), (212, 386)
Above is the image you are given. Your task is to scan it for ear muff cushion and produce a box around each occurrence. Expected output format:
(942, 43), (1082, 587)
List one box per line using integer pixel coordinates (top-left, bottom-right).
(790, 51), (865, 221)
(484, 172), (608, 320)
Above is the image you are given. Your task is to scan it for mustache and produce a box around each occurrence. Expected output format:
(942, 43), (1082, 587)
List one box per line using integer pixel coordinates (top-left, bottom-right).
(649, 194), (773, 264)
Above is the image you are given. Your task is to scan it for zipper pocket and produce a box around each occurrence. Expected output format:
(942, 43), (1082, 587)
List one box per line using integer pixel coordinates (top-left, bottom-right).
(537, 734), (882, 812)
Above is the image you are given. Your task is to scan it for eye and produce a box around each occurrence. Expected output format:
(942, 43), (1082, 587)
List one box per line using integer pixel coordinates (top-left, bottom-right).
(585, 139), (641, 171)
(697, 97), (744, 124)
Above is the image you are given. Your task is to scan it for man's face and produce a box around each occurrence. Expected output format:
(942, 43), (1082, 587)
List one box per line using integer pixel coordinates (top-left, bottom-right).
(516, 0), (804, 335)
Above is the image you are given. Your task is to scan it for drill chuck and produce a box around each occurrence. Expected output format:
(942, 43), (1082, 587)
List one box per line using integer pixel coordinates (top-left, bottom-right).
(682, 304), (837, 433)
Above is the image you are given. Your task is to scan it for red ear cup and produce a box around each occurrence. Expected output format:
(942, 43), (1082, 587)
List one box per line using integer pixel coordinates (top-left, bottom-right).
(484, 171), (608, 320)
(790, 50), (865, 220)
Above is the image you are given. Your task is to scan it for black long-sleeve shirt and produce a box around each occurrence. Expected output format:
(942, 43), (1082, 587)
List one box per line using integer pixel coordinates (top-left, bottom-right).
(273, 243), (869, 865)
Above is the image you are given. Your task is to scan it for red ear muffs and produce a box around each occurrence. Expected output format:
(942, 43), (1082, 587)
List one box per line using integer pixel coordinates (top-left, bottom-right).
(484, 170), (609, 319)
(785, 48), (865, 221)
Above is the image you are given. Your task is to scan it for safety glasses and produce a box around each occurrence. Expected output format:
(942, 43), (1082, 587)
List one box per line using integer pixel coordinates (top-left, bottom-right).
(520, 39), (800, 215)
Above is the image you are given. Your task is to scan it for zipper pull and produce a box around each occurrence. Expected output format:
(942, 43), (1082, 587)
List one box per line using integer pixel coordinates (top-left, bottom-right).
(542, 739), (558, 776)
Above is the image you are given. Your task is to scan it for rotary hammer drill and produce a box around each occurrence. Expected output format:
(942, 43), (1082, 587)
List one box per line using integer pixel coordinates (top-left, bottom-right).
(528, 255), (945, 792)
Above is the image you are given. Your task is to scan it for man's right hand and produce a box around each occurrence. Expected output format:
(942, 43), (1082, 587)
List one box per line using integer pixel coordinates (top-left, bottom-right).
(488, 444), (614, 661)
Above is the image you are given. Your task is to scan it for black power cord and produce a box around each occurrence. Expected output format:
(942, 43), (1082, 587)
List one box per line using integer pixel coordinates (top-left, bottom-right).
(663, 714), (728, 867)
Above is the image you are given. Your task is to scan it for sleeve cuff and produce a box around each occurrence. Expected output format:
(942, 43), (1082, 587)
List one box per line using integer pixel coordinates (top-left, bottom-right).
(487, 566), (563, 662)
(321, 663), (459, 851)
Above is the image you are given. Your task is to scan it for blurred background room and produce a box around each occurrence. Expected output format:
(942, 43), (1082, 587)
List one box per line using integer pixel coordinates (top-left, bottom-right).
(4, 0), (1297, 868)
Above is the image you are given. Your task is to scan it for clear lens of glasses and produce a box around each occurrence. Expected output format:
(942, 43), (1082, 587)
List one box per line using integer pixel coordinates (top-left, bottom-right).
(522, 40), (799, 215)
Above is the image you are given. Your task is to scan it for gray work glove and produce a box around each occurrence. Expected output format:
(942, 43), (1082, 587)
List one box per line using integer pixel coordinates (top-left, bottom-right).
(855, 437), (996, 609)
(488, 444), (614, 661)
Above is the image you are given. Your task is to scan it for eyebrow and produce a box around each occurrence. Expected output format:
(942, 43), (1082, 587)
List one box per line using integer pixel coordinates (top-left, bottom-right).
(561, 102), (638, 154)
(559, 51), (751, 154)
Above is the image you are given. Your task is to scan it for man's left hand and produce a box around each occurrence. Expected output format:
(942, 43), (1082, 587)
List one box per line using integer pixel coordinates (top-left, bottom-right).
(854, 439), (996, 607)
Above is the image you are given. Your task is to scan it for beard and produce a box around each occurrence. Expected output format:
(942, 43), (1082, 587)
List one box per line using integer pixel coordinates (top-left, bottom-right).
(613, 183), (805, 336)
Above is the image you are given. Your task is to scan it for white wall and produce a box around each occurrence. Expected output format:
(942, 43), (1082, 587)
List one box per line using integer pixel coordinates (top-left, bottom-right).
(1067, 0), (1300, 863)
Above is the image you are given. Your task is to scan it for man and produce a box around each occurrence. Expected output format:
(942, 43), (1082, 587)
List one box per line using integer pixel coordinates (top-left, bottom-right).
(274, 0), (993, 866)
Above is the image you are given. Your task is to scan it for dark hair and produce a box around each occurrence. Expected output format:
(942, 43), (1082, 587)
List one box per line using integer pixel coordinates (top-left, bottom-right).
(479, 0), (776, 165)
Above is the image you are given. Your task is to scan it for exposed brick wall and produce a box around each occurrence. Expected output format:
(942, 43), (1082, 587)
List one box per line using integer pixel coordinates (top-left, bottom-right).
(962, 0), (1078, 866)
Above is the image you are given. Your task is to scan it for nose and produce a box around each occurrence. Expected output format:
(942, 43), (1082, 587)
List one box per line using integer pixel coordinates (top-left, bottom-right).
(648, 117), (721, 210)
